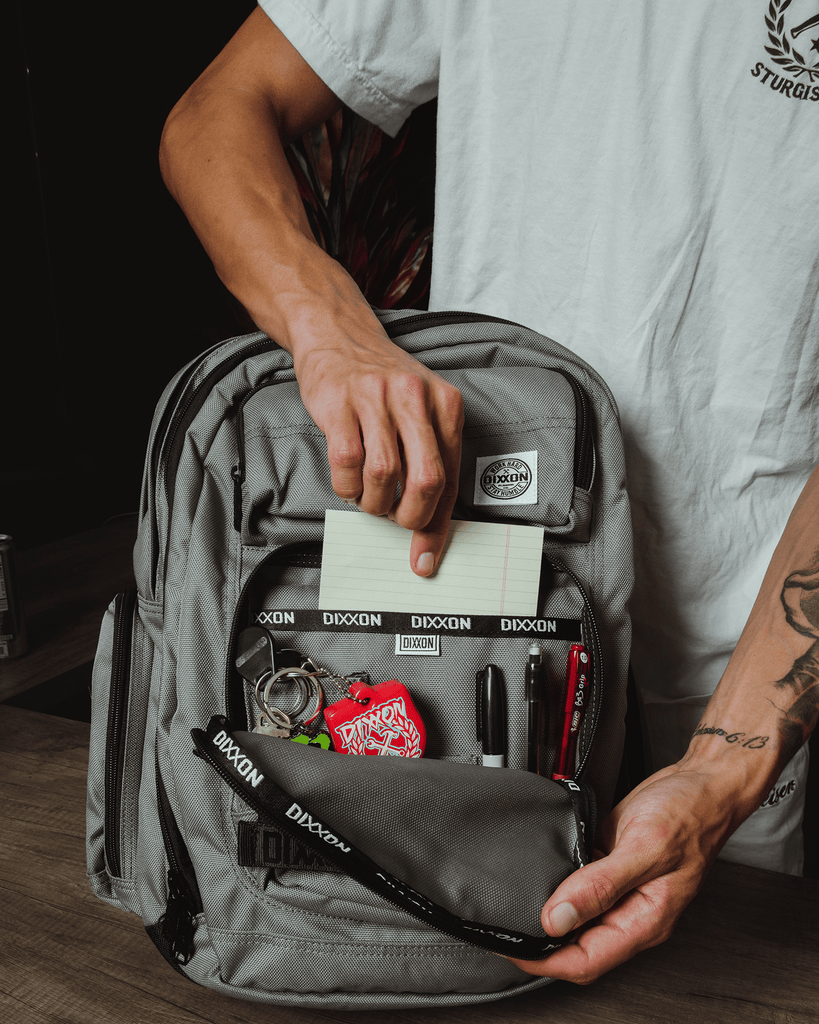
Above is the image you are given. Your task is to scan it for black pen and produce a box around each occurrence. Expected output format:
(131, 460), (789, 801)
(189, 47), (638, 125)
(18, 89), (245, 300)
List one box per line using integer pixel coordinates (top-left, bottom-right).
(477, 664), (507, 768)
(525, 644), (543, 774)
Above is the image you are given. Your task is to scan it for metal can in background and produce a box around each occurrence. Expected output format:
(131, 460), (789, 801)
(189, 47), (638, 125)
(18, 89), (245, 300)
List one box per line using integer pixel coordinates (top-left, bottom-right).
(0, 535), (28, 659)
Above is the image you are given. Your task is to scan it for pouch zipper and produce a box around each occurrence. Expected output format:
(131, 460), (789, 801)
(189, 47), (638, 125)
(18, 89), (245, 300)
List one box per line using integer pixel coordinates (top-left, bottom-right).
(104, 588), (138, 878)
(194, 724), (573, 959)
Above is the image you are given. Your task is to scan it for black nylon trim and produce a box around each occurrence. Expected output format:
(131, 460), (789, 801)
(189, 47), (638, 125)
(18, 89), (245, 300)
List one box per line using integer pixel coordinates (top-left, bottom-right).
(252, 609), (582, 640)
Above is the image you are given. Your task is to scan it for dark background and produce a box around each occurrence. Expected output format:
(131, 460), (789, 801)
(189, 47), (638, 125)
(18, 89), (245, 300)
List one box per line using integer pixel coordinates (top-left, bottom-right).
(4, 0), (257, 551)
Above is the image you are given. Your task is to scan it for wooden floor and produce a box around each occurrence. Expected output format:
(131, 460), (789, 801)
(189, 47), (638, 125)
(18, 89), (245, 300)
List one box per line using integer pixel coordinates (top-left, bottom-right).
(2, 704), (818, 1024)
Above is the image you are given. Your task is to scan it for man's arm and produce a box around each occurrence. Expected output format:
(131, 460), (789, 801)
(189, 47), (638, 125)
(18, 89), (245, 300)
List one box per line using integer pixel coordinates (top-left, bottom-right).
(511, 463), (819, 984)
(159, 8), (462, 575)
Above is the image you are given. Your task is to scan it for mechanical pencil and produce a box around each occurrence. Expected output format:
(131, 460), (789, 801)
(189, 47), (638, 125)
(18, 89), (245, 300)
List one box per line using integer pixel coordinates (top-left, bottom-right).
(525, 644), (543, 774)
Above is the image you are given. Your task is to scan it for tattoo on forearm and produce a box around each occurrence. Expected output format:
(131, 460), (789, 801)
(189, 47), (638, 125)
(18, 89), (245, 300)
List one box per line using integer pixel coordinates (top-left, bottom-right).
(775, 562), (819, 757)
(692, 725), (769, 748)
(694, 559), (819, 758)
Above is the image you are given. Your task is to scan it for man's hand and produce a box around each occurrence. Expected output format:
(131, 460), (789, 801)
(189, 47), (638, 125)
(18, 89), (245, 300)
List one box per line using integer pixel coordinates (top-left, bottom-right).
(290, 299), (464, 576)
(508, 762), (749, 984)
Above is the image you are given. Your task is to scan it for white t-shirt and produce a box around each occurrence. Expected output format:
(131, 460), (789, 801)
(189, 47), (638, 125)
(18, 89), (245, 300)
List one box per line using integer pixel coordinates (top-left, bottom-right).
(260, 0), (818, 872)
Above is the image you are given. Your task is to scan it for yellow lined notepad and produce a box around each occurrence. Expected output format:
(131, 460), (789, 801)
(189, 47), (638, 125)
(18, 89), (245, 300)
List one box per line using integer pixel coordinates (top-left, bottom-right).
(318, 510), (544, 616)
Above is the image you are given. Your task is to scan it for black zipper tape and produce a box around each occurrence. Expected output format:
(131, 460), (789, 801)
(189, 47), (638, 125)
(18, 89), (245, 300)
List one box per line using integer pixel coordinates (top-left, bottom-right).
(155, 755), (202, 965)
(192, 716), (581, 961)
(546, 557), (603, 782)
(151, 334), (279, 591)
(252, 608), (582, 640)
(104, 588), (138, 878)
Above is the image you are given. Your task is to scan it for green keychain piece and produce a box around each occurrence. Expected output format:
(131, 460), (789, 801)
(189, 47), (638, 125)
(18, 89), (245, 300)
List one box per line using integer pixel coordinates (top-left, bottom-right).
(290, 732), (331, 749)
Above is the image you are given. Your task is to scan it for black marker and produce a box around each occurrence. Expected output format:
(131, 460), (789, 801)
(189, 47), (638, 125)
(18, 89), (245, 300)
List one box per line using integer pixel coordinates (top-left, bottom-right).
(477, 665), (507, 768)
(525, 644), (543, 774)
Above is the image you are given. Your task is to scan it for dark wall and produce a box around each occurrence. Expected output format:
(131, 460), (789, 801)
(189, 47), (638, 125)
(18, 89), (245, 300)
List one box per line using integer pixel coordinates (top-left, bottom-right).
(5, 1), (257, 550)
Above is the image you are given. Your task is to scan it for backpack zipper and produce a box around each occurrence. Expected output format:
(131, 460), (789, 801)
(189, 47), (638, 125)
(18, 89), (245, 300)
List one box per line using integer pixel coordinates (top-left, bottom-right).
(155, 756), (202, 965)
(231, 376), (277, 533)
(103, 588), (138, 878)
(150, 333), (280, 591)
(546, 557), (603, 782)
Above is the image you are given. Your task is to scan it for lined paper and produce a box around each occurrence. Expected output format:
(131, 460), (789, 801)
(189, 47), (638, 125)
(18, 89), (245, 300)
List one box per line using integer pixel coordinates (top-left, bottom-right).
(319, 510), (544, 616)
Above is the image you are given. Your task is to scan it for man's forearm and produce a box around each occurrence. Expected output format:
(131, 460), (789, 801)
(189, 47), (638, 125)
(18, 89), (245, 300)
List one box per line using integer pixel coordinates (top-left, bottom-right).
(158, 61), (357, 352)
(679, 463), (819, 820)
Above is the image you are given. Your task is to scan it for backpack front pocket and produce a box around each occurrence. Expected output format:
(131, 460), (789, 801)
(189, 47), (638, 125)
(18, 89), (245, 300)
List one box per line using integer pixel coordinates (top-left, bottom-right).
(192, 715), (592, 994)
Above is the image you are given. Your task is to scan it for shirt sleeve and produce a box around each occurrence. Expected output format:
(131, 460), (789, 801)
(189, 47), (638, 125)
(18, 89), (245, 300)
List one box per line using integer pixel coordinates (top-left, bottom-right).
(258, 0), (441, 135)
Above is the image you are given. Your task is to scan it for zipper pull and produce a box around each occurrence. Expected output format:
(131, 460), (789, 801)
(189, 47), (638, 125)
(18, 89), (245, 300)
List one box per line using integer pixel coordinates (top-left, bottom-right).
(231, 464), (245, 532)
(159, 868), (197, 964)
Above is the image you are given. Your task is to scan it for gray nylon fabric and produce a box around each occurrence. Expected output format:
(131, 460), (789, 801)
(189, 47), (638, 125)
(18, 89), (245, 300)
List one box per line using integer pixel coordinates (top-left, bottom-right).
(86, 309), (634, 1008)
(238, 730), (585, 935)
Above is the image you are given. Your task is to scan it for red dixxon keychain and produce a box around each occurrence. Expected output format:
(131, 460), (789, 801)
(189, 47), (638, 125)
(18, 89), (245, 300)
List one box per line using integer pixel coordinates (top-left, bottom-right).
(324, 680), (426, 758)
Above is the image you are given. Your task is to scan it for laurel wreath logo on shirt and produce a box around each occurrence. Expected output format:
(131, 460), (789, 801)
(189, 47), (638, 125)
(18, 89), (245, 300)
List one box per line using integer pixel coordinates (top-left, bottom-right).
(764, 0), (819, 81)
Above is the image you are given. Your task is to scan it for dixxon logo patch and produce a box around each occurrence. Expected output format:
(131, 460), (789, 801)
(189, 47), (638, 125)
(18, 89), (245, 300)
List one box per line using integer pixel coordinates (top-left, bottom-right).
(474, 449), (538, 506)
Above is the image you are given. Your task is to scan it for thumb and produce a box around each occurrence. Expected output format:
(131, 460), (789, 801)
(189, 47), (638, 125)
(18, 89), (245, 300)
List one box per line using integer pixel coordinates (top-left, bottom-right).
(541, 846), (656, 937)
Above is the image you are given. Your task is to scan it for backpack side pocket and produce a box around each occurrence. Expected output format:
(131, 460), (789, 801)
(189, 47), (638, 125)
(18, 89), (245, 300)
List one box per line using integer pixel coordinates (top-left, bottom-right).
(86, 590), (152, 911)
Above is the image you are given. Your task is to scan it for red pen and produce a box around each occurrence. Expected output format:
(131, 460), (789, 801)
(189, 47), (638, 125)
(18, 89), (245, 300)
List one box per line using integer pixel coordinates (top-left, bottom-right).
(552, 643), (590, 781)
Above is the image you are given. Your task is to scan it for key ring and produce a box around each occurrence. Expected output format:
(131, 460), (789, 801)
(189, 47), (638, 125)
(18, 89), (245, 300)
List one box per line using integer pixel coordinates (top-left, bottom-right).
(253, 681), (292, 731)
(263, 666), (312, 716)
(290, 674), (325, 737)
(256, 667), (325, 738)
(254, 667), (311, 730)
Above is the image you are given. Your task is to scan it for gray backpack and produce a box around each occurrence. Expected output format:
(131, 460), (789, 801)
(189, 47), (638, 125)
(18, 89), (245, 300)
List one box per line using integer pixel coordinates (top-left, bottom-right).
(86, 309), (633, 1009)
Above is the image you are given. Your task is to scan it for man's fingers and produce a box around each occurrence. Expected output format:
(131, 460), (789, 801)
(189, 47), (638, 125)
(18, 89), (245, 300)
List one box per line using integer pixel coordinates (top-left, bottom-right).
(358, 434), (404, 518)
(392, 380), (463, 575)
(513, 846), (683, 983)
(510, 884), (675, 984)
(408, 482), (458, 576)
(541, 845), (664, 938)
(324, 411), (366, 504)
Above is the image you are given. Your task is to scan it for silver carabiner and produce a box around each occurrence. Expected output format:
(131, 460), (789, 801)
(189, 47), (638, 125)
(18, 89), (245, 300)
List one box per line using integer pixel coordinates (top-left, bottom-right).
(300, 658), (371, 705)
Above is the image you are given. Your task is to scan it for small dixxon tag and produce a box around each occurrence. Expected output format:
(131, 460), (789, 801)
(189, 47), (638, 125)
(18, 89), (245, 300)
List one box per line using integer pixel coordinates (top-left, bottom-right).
(323, 680), (426, 757)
